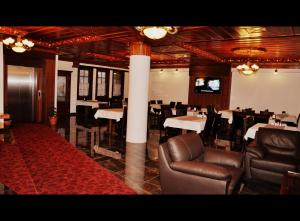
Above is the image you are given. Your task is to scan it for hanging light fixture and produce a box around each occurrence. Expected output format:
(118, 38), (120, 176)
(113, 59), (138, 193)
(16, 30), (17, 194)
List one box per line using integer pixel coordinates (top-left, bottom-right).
(135, 26), (179, 40)
(232, 47), (266, 76)
(236, 61), (259, 75)
(2, 35), (34, 53)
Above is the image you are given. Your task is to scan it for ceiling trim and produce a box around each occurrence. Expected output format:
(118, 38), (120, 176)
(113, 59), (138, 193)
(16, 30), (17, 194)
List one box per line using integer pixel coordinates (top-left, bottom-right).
(80, 52), (126, 62)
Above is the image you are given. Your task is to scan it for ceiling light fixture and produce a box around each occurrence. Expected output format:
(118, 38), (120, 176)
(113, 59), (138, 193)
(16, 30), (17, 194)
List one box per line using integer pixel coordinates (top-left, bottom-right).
(232, 47), (266, 56)
(135, 26), (179, 40)
(232, 47), (265, 76)
(2, 35), (34, 53)
(237, 61), (259, 75)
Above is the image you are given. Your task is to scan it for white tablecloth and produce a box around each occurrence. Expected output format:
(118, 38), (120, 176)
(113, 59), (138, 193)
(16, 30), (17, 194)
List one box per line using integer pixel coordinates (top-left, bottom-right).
(244, 123), (300, 140)
(77, 100), (102, 109)
(218, 110), (234, 124)
(187, 110), (198, 116)
(94, 108), (123, 121)
(163, 115), (207, 133)
(150, 104), (161, 109)
(275, 114), (297, 124)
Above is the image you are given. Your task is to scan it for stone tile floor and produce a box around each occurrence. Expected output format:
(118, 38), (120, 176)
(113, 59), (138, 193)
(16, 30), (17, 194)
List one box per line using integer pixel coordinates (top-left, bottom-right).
(0, 116), (281, 195)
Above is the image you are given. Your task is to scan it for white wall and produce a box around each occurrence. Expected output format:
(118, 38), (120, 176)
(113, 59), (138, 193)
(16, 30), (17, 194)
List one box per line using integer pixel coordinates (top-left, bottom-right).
(124, 68), (190, 104)
(57, 60), (78, 113)
(230, 68), (300, 115)
(148, 68), (190, 104)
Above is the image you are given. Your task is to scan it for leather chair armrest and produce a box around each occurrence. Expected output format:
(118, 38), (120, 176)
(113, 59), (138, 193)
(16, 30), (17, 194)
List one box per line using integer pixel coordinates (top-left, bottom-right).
(170, 161), (231, 180)
(203, 148), (243, 168)
(246, 146), (265, 159)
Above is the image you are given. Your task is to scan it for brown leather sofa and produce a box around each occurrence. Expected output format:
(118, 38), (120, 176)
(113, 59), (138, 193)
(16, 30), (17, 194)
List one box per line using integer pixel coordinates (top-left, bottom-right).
(245, 128), (300, 184)
(158, 133), (244, 194)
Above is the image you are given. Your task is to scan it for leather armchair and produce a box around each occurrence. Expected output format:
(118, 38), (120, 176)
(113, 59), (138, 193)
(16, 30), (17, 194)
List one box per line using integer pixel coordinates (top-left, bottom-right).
(245, 128), (300, 184)
(158, 133), (244, 194)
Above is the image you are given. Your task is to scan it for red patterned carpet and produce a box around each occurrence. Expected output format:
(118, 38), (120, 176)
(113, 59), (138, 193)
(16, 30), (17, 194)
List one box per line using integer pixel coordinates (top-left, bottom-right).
(0, 124), (136, 194)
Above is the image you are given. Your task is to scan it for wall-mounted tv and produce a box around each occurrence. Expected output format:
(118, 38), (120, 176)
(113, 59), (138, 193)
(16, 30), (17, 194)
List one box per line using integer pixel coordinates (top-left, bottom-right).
(195, 77), (221, 93)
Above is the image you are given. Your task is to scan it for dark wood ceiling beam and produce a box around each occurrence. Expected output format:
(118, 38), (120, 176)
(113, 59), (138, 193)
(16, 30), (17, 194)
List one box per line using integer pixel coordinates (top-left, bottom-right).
(32, 47), (67, 55)
(228, 57), (300, 63)
(0, 26), (28, 37)
(51, 35), (106, 47)
(174, 41), (223, 62)
(151, 59), (189, 64)
(80, 52), (127, 62)
(184, 34), (300, 44)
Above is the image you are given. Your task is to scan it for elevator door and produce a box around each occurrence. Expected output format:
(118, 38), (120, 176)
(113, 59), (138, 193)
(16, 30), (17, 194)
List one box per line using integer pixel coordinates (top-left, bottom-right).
(7, 71), (35, 123)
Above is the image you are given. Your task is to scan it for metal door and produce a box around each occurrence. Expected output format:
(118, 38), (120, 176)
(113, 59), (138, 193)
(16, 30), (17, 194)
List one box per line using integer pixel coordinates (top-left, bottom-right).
(7, 71), (35, 123)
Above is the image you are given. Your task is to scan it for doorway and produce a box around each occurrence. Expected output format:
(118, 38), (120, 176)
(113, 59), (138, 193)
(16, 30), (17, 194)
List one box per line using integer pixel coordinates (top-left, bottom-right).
(7, 66), (36, 123)
(57, 70), (71, 117)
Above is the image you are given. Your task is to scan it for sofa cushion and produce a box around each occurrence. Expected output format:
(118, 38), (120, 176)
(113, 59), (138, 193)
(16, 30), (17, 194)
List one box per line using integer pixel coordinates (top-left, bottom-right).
(170, 161), (231, 180)
(251, 154), (297, 173)
(168, 133), (204, 162)
(204, 148), (243, 168)
(257, 128), (300, 157)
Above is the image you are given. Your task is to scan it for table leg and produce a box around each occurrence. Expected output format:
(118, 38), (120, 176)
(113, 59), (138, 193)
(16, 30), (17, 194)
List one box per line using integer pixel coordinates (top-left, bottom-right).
(108, 119), (112, 146)
(90, 130), (95, 157)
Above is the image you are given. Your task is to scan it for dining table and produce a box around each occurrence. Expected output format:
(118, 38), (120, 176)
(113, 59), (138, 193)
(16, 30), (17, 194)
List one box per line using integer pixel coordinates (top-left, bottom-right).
(94, 108), (124, 147)
(217, 109), (241, 124)
(163, 115), (207, 134)
(274, 114), (297, 124)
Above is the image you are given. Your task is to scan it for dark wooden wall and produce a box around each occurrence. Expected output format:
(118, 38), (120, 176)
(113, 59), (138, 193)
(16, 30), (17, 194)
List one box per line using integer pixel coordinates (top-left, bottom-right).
(43, 58), (55, 123)
(188, 64), (232, 110)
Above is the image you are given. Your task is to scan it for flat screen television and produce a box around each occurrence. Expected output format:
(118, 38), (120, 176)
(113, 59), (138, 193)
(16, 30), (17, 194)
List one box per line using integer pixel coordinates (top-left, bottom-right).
(194, 77), (221, 93)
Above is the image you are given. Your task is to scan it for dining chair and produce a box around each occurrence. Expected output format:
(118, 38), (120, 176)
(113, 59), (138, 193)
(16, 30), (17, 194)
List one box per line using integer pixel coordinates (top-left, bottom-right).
(169, 101), (176, 108)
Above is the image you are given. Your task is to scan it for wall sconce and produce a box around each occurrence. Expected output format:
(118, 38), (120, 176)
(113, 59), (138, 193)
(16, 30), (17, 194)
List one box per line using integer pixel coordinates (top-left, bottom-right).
(159, 69), (163, 73)
(273, 69), (279, 75)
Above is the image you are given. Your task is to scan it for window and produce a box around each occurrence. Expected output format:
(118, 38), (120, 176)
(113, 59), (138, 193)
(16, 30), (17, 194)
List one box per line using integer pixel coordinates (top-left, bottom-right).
(112, 70), (124, 99)
(77, 66), (93, 100)
(95, 68), (109, 101)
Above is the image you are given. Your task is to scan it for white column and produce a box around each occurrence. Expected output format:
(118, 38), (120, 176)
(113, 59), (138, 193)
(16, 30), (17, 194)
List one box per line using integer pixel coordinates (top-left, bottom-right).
(0, 43), (4, 128)
(54, 54), (58, 108)
(126, 42), (151, 143)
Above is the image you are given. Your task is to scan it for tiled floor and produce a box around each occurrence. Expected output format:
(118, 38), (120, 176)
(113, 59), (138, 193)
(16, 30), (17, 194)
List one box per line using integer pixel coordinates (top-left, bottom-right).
(55, 116), (162, 194)
(0, 116), (281, 195)
(54, 116), (280, 194)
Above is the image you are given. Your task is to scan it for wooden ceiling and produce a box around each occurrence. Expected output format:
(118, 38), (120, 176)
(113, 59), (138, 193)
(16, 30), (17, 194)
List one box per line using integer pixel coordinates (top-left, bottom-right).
(1, 26), (300, 68)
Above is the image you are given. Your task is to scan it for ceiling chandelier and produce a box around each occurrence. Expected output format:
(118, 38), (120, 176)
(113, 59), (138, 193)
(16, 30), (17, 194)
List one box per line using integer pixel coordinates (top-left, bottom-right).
(135, 26), (179, 40)
(2, 35), (34, 53)
(232, 47), (266, 56)
(237, 61), (259, 75)
(232, 47), (266, 76)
